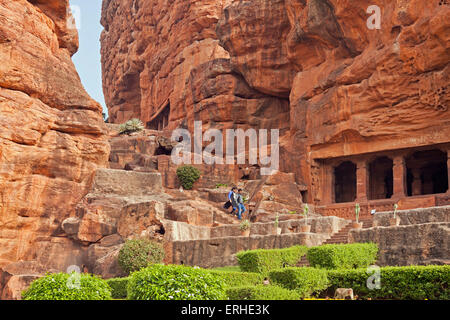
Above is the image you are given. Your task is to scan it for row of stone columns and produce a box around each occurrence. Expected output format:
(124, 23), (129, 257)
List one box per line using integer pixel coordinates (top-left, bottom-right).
(355, 151), (450, 202)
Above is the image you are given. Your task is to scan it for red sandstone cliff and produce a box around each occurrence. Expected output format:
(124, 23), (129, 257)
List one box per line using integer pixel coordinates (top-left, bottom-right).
(0, 0), (109, 271)
(101, 0), (450, 205)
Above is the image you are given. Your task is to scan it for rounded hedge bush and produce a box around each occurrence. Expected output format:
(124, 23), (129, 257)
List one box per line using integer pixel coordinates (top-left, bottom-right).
(22, 272), (112, 300)
(176, 165), (201, 190)
(118, 238), (165, 275)
(127, 264), (227, 300)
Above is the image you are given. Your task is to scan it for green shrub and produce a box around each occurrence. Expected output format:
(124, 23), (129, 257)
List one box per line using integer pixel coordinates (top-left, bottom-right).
(107, 277), (129, 299)
(226, 285), (300, 300)
(119, 118), (145, 134)
(176, 165), (201, 190)
(326, 265), (450, 300)
(207, 270), (264, 288)
(22, 272), (111, 300)
(236, 245), (308, 275)
(127, 264), (227, 300)
(307, 243), (378, 269)
(118, 238), (165, 275)
(269, 267), (329, 298)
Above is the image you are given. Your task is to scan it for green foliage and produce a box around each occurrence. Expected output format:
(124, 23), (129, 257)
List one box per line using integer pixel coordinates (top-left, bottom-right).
(119, 118), (145, 134)
(236, 245), (308, 276)
(326, 265), (450, 300)
(176, 165), (201, 190)
(127, 264), (227, 300)
(239, 219), (251, 231)
(107, 277), (129, 299)
(22, 272), (111, 300)
(226, 285), (300, 300)
(212, 266), (241, 272)
(118, 238), (165, 275)
(215, 183), (228, 188)
(269, 267), (329, 298)
(307, 243), (378, 270)
(207, 270), (264, 288)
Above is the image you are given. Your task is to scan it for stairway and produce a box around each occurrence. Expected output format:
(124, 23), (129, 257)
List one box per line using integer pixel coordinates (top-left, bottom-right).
(322, 218), (373, 245)
(297, 218), (373, 267)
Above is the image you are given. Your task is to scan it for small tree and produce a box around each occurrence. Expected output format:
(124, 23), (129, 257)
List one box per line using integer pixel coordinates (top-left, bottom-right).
(355, 203), (361, 223)
(176, 165), (201, 190)
(302, 204), (309, 225)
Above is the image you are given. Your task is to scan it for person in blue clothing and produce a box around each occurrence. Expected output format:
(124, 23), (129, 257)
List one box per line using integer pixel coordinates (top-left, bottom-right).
(237, 189), (247, 220)
(229, 187), (239, 216)
(224, 187), (239, 215)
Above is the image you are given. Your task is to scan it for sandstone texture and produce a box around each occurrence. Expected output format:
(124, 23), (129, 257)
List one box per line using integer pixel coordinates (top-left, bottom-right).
(350, 206), (450, 265)
(0, 0), (109, 279)
(101, 0), (449, 204)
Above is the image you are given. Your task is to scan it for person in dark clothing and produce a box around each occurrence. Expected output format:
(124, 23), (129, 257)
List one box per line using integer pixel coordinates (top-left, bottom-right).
(229, 187), (239, 215)
(237, 189), (247, 220)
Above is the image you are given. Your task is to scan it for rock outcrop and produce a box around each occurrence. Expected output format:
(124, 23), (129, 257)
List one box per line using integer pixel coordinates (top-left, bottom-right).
(0, 0), (109, 278)
(101, 0), (450, 207)
(350, 206), (450, 265)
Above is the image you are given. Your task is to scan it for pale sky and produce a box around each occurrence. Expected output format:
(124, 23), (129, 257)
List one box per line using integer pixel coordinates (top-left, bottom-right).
(69, 0), (107, 115)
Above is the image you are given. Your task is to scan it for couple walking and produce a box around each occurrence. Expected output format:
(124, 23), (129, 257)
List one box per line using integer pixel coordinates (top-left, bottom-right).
(224, 187), (246, 220)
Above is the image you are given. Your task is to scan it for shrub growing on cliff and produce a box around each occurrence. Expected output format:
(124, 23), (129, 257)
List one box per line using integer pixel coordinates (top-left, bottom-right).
(118, 238), (165, 275)
(176, 165), (201, 190)
(127, 264), (227, 300)
(22, 272), (111, 300)
(306, 243), (378, 270)
(119, 118), (145, 135)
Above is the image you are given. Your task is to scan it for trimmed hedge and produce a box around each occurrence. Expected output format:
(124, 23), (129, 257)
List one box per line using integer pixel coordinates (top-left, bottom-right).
(236, 245), (308, 275)
(107, 277), (129, 299)
(118, 238), (165, 275)
(226, 285), (300, 300)
(22, 273), (111, 300)
(207, 270), (264, 288)
(127, 264), (227, 300)
(326, 265), (450, 300)
(307, 243), (378, 269)
(269, 267), (329, 298)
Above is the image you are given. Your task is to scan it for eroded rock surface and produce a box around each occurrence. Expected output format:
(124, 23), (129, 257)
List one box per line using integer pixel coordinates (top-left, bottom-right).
(0, 0), (109, 275)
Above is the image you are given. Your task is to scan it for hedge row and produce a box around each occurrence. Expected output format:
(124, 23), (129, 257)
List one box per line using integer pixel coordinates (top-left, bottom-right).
(325, 265), (450, 300)
(236, 245), (308, 275)
(269, 267), (329, 298)
(127, 264), (227, 300)
(226, 285), (300, 300)
(307, 243), (378, 269)
(22, 273), (112, 300)
(106, 277), (130, 299)
(207, 270), (264, 288)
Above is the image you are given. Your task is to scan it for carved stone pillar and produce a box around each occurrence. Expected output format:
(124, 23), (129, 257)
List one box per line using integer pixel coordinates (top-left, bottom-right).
(393, 156), (406, 199)
(356, 160), (368, 202)
(411, 168), (422, 196)
(447, 150), (450, 194)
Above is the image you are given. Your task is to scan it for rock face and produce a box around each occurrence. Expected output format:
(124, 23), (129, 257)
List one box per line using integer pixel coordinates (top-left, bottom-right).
(101, 0), (450, 211)
(349, 206), (450, 265)
(0, 0), (109, 278)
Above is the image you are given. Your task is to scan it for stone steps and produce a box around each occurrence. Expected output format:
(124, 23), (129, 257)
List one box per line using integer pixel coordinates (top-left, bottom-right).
(322, 218), (373, 245)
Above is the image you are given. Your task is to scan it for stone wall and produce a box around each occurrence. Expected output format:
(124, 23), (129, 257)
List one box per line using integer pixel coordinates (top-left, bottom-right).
(349, 206), (450, 266)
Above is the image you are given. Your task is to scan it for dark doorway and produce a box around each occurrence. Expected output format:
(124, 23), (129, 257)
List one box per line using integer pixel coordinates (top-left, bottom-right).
(406, 149), (448, 196)
(334, 161), (357, 203)
(368, 157), (393, 200)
